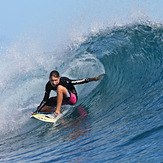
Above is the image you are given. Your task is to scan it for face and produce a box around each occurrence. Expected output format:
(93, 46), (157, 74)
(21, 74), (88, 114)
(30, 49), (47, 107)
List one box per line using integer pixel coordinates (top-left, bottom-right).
(49, 76), (60, 87)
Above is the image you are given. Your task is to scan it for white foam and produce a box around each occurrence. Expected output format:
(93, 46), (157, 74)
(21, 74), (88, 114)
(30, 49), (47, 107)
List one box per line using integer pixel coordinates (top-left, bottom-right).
(0, 37), (68, 135)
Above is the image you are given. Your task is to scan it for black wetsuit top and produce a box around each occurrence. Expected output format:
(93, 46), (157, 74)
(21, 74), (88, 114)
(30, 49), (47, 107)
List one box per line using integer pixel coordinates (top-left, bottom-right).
(37, 77), (89, 112)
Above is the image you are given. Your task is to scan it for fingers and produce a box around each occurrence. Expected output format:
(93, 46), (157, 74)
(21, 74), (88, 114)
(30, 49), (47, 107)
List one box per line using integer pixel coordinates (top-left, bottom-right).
(100, 73), (105, 77)
(97, 73), (105, 80)
(31, 111), (38, 115)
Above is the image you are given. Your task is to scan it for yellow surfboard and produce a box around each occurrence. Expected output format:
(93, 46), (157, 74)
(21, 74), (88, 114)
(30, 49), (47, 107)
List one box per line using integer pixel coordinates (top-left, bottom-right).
(31, 113), (59, 122)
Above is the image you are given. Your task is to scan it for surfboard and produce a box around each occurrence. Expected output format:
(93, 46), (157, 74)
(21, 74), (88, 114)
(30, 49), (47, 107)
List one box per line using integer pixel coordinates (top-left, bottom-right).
(31, 112), (61, 123)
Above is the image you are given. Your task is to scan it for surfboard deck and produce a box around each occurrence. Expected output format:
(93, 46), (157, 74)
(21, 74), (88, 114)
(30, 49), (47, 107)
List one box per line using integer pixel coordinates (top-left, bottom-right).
(31, 112), (60, 123)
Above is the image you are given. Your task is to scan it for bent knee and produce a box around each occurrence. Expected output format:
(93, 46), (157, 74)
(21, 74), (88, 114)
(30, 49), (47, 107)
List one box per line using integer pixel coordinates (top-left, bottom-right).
(57, 85), (68, 95)
(57, 85), (65, 92)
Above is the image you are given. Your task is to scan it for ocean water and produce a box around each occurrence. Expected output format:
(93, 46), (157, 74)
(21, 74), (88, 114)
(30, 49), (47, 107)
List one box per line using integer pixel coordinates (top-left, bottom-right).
(0, 22), (163, 162)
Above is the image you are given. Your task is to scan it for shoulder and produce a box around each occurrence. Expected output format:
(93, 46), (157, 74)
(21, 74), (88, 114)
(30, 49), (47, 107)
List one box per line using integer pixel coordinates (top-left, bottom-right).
(60, 77), (71, 83)
(61, 76), (70, 80)
(45, 81), (52, 91)
(46, 81), (51, 87)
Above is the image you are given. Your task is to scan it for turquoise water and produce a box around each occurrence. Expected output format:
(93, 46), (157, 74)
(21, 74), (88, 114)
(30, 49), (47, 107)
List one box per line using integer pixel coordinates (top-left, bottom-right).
(0, 22), (163, 162)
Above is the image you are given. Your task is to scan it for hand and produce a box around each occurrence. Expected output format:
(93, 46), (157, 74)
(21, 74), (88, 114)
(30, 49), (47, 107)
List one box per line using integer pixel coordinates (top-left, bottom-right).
(95, 73), (105, 81)
(53, 112), (60, 118)
(31, 110), (38, 115)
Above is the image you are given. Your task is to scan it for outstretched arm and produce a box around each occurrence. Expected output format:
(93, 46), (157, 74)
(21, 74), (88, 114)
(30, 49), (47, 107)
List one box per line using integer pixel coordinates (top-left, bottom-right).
(87, 73), (105, 82)
(71, 73), (105, 85)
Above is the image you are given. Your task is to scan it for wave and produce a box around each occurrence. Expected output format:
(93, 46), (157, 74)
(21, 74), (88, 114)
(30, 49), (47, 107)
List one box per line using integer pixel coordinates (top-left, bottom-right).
(0, 21), (163, 162)
(0, 21), (163, 142)
(73, 22), (163, 109)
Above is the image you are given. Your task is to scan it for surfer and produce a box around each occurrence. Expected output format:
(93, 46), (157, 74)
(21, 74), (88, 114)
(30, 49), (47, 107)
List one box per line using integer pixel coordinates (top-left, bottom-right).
(32, 70), (104, 116)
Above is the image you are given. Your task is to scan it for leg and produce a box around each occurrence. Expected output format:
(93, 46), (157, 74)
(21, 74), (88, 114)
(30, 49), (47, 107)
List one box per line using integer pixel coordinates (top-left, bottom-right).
(40, 105), (56, 112)
(56, 85), (68, 114)
(40, 97), (57, 113)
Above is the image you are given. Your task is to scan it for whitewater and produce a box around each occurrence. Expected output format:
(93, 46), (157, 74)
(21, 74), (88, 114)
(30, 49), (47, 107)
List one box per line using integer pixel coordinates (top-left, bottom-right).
(0, 21), (163, 162)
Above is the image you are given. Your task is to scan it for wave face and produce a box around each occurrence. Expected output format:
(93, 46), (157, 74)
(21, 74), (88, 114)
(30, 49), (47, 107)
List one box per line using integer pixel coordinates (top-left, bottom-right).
(0, 22), (163, 162)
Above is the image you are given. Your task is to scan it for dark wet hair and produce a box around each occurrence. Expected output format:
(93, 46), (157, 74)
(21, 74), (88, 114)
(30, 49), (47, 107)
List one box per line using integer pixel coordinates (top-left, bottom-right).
(49, 70), (60, 78)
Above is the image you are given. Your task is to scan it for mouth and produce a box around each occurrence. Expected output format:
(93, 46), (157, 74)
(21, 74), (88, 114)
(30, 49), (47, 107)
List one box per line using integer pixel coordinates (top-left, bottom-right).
(50, 83), (55, 87)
